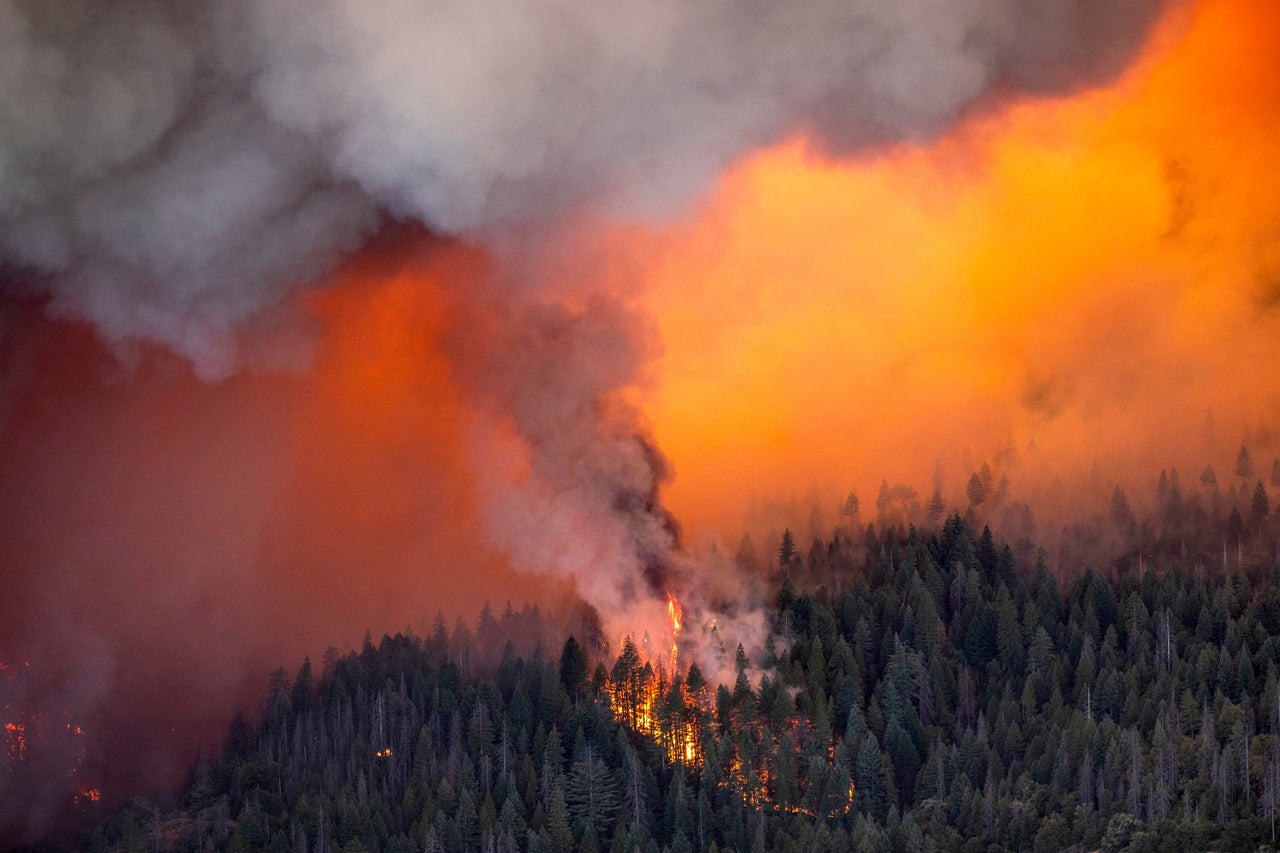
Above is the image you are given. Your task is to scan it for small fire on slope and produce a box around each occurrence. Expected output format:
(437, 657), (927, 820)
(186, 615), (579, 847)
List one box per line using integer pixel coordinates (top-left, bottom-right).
(605, 593), (706, 767)
(1, 659), (102, 816)
(601, 603), (856, 818)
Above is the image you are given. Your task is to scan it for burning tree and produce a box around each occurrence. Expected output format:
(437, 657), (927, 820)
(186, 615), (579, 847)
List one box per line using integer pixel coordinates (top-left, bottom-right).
(599, 600), (854, 821)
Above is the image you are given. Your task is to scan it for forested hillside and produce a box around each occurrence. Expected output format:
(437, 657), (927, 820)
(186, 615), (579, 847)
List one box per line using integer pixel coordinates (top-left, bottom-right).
(65, 508), (1280, 853)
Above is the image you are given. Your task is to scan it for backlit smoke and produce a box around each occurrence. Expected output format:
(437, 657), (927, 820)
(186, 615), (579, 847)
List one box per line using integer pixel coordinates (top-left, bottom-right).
(0, 0), (1167, 639)
(2, 0), (1166, 373)
(0, 0), (1176, 840)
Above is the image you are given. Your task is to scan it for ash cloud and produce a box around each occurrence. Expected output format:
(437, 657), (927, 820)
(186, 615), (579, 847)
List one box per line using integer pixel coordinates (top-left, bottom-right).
(2, 0), (1167, 372)
(0, 0), (1171, 838)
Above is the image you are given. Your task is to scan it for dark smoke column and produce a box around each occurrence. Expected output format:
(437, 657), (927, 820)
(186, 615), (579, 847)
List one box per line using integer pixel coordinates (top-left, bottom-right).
(451, 291), (685, 646)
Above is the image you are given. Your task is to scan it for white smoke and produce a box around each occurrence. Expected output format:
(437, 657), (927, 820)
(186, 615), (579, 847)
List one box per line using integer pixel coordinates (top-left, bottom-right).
(0, 0), (1167, 676)
(3, 0), (1166, 371)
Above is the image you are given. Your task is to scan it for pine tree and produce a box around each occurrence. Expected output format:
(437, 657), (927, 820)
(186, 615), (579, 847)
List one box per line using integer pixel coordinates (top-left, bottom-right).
(855, 734), (888, 820)
(559, 636), (588, 697)
(566, 745), (618, 839)
(546, 786), (574, 852)
(291, 657), (313, 713)
(778, 529), (797, 572)
(610, 638), (645, 730)
(966, 474), (986, 509)
(1109, 486), (1135, 530)
(1252, 482), (1270, 531)
(1237, 445), (1255, 483)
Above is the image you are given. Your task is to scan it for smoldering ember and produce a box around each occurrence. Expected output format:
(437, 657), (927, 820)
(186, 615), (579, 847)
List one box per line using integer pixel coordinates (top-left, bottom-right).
(3, 0), (1280, 851)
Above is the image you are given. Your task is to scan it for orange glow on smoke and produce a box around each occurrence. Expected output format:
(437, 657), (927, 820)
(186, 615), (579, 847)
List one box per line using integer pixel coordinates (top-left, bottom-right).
(596, 0), (1280, 539)
(264, 239), (559, 641)
(605, 596), (702, 766)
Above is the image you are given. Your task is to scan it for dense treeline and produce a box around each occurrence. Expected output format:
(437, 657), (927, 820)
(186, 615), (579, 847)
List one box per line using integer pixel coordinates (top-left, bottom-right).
(773, 446), (1280, 594)
(73, 512), (1280, 853)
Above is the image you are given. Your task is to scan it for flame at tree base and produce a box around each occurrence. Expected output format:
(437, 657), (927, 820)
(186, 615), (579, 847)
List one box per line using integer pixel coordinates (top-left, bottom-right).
(602, 596), (855, 818)
(604, 593), (706, 767)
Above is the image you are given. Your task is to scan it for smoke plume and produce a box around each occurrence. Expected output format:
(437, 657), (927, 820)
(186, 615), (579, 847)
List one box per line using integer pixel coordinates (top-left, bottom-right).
(3, 0), (1166, 371)
(0, 0), (1177, 840)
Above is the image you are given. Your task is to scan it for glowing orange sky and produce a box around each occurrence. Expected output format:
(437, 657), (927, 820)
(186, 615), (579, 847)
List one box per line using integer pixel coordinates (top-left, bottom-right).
(5, 2), (1280, 823)
(271, 0), (1280, 572)
(612, 0), (1280, 539)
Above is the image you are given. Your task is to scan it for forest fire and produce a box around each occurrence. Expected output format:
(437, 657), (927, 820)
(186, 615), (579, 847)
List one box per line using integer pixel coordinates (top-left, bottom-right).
(4, 722), (27, 766)
(667, 594), (682, 673)
(603, 598), (856, 818)
(73, 787), (102, 810)
(1, 657), (100, 831)
(2, 0), (1280, 847)
(604, 593), (707, 766)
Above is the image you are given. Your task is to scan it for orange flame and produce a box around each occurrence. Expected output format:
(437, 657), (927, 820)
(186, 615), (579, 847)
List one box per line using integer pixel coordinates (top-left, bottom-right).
(605, 605), (704, 767)
(666, 593), (682, 674)
(4, 722), (27, 765)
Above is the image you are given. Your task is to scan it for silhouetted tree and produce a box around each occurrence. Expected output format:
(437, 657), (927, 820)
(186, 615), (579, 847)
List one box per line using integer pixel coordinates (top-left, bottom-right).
(1237, 445), (1255, 483)
(1252, 482), (1270, 532)
(1109, 485), (1135, 530)
(559, 636), (587, 697)
(966, 474), (986, 509)
(778, 529), (797, 573)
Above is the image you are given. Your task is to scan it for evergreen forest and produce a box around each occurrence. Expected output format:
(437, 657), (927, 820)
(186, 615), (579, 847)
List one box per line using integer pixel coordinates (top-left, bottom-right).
(64, 483), (1280, 853)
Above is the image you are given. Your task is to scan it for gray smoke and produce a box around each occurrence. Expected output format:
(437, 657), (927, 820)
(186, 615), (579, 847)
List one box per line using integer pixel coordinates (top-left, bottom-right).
(3, 0), (1167, 374)
(449, 285), (770, 681)
(0, 0), (1170, 797)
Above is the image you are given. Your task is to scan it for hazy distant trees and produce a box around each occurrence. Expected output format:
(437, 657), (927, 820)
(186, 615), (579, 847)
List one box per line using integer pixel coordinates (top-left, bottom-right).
(966, 473), (986, 509)
(1237, 445), (1255, 484)
(927, 489), (946, 522)
(735, 534), (759, 572)
(841, 491), (860, 525)
(876, 481), (919, 526)
(1252, 483), (1270, 534)
(777, 529), (797, 573)
(1109, 485), (1135, 530)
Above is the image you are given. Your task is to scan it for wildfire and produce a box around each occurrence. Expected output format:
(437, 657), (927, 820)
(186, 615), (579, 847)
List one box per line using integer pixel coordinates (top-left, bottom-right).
(73, 787), (102, 810)
(375, 747), (393, 759)
(604, 594), (704, 766)
(602, 601), (856, 818)
(4, 722), (27, 765)
(1, 659), (100, 814)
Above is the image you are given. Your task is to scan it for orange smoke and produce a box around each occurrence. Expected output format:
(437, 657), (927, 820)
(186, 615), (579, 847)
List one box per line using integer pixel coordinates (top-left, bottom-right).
(263, 238), (552, 640)
(604, 0), (1280, 539)
(0, 236), (557, 828)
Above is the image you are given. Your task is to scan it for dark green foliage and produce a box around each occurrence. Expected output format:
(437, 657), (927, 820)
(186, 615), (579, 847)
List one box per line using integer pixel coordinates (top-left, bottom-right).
(77, 512), (1280, 853)
(559, 635), (588, 698)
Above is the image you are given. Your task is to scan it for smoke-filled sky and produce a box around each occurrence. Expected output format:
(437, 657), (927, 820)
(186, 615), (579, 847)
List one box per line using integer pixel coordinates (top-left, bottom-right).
(2, 0), (1279, 839)
(634, 0), (1280, 536)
